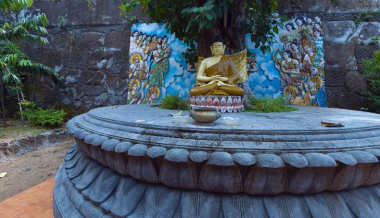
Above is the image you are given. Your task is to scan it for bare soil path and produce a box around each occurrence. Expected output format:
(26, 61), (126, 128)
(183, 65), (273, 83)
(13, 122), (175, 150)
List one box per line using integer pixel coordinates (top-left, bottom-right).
(0, 140), (73, 202)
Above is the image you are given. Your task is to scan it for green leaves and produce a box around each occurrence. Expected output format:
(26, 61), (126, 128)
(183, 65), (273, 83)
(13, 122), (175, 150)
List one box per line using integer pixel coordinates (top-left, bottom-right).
(0, 41), (31, 92)
(181, 0), (214, 14)
(119, 0), (284, 55)
(362, 50), (380, 111)
(181, 0), (218, 33)
(0, 13), (49, 44)
(22, 107), (66, 127)
(159, 94), (190, 110)
(246, 97), (297, 113)
(120, 0), (143, 14)
(0, 0), (55, 101)
(0, 0), (33, 12)
(244, 0), (282, 53)
(2, 69), (21, 84)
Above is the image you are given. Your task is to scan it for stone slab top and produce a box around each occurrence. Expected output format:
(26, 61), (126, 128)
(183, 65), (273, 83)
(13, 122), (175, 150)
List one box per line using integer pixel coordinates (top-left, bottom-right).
(86, 104), (380, 132)
(67, 104), (380, 168)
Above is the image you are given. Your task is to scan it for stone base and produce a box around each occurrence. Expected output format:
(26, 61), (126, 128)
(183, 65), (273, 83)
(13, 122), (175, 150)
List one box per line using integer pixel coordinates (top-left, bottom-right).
(190, 96), (244, 113)
(54, 144), (380, 218)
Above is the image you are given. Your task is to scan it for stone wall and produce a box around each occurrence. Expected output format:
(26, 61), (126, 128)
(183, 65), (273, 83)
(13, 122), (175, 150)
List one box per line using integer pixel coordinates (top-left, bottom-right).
(279, 0), (380, 109)
(23, 0), (148, 110)
(324, 22), (380, 109)
(279, 0), (380, 13)
(12, 0), (380, 110)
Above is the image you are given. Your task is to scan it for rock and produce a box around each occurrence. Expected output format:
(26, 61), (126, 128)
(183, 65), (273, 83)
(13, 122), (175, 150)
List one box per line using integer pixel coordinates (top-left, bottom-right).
(324, 21), (356, 44)
(78, 32), (105, 50)
(324, 42), (357, 71)
(105, 31), (130, 48)
(279, 0), (380, 13)
(277, 0), (329, 13)
(344, 71), (367, 95)
(326, 87), (366, 110)
(348, 22), (380, 45)
(324, 67), (347, 87)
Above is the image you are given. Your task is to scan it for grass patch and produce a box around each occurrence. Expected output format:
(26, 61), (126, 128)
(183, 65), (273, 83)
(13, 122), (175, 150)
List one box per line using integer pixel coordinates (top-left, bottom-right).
(158, 95), (190, 110)
(20, 100), (66, 127)
(0, 121), (48, 141)
(245, 97), (298, 113)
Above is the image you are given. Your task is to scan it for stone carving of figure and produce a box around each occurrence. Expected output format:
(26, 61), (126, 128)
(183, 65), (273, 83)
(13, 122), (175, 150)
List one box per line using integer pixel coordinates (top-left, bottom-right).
(129, 53), (143, 79)
(313, 29), (324, 67)
(128, 79), (142, 104)
(281, 23), (297, 43)
(284, 85), (298, 104)
(309, 67), (323, 95)
(277, 16), (325, 107)
(294, 17), (305, 46)
(280, 51), (300, 76)
(189, 37), (246, 97)
(135, 33), (143, 47)
(302, 45), (315, 74)
(149, 36), (170, 89)
(147, 86), (160, 104)
(290, 43), (302, 62)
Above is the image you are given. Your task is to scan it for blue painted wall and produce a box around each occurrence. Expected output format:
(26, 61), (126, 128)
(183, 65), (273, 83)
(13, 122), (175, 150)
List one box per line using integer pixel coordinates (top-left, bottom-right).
(128, 16), (326, 106)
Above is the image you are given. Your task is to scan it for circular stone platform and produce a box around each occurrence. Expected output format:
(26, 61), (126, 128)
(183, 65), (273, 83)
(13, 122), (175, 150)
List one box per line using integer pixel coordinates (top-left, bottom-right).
(54, 104), (380, 217)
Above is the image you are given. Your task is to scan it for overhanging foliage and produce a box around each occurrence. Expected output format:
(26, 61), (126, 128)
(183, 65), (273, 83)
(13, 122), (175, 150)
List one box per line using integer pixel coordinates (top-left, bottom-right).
(120, 0), (280, 55)
(0, 0), (33, 12)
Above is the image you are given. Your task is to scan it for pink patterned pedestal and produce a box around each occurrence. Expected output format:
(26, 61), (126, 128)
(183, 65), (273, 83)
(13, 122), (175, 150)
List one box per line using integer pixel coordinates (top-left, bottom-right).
(190, 96), (244, 113)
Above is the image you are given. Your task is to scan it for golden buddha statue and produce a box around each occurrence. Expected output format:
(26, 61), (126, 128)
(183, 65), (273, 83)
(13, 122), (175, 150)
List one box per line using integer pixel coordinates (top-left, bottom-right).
(189, 38), (246, 97)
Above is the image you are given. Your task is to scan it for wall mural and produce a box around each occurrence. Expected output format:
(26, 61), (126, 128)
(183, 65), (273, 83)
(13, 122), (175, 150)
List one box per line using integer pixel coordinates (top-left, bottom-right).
(127, 16), (326, 106)
(246, 16), (326, 106)
(127, 23), (195, 104)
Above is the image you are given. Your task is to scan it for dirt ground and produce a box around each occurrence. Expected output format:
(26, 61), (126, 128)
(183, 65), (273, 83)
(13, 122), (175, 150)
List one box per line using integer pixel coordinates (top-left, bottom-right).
(0, 120), (49, 143)
(0, 140), (73, 202)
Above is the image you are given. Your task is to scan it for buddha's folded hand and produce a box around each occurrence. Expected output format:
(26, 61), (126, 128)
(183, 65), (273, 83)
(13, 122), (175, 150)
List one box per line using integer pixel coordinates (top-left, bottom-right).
(212, 75), (228, 82)
(217, 81), (225, 87)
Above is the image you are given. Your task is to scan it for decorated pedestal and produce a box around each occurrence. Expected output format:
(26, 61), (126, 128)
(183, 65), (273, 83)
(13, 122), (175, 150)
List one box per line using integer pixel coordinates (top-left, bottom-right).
(190, 96), (244, 113)
(54, 104), (380, 217)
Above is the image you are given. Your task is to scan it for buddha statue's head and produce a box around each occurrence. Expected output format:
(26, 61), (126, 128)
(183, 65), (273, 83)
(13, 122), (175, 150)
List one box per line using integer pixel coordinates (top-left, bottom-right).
(210, 36), (226, 56)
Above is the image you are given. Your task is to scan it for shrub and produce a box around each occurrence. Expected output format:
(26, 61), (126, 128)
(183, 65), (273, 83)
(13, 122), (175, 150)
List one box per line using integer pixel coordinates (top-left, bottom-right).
(159, 95), (190, 110)
(245, 97), (298, 113)
(0, 0), (56, 119)
(22, 108), (66, 127)
(20, 100), (36, 110)
(362, 50), (380, 113)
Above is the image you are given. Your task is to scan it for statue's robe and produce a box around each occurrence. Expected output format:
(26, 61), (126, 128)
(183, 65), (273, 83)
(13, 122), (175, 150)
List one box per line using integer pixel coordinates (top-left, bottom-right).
(190, 56), (245, 96)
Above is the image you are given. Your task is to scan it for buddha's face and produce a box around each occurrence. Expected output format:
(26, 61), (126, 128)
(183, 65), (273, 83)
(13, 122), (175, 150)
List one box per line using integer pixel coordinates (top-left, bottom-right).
(210, 42), (226, 56)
